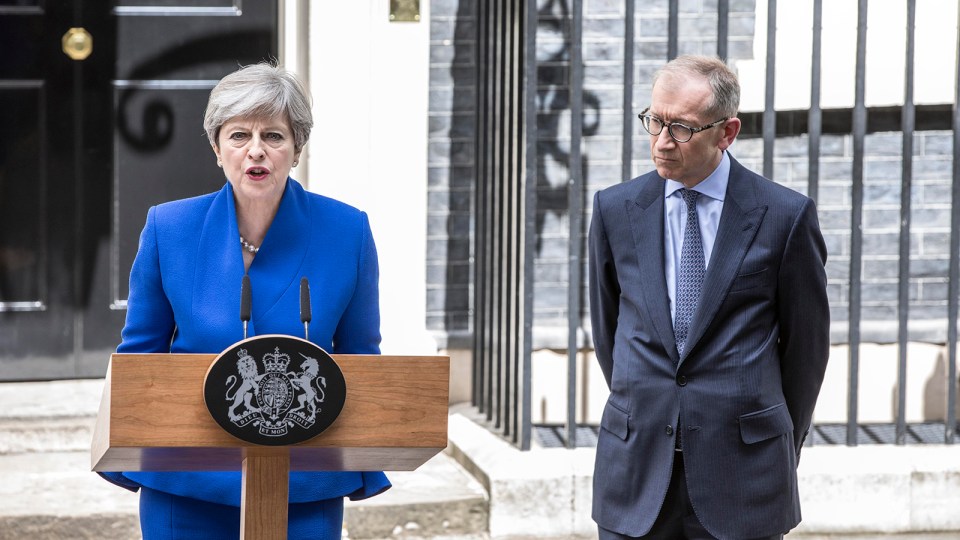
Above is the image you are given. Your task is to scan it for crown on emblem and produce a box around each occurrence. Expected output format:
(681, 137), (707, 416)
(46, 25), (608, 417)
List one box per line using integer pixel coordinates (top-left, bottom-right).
(237, 349), (253, 361)
(263, 347), (290, 373)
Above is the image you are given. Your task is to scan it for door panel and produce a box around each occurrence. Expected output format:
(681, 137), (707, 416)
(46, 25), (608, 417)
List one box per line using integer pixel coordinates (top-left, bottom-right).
(0, 2), (75, 377)
(0, 0), (277, 380)
(113, 84), (225, 303)
(0, 84), (46, 308)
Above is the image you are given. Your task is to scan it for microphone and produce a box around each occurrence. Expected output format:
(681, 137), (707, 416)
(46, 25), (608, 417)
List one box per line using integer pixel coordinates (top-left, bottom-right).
(300, 277), (312, 340)
(240, 274), (252, 339)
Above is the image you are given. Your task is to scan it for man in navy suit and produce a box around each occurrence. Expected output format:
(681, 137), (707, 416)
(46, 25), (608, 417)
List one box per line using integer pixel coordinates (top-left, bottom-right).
(588, 55), (830, 539)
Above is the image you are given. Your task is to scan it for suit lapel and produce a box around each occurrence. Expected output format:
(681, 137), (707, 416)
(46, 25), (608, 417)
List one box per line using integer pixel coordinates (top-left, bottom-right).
(626, 176), (679, 364)
(191, 179), (311, 338)
(247, 179), (311, 323)
(681, 158), (767, 362)
(192, 183), (253, 337)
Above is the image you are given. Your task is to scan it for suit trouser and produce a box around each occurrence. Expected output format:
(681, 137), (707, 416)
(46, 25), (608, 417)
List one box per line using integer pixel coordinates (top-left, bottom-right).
(597, 452), (784, 540)
(139, 487), (343, 540)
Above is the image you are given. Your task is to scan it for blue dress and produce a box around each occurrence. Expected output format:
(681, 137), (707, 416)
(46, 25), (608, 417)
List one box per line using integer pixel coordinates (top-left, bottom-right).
(102, 179), (391, 538)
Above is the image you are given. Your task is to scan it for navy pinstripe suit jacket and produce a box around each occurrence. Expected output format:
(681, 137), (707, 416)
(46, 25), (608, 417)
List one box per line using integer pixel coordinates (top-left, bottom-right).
(588, 155), (830, 539)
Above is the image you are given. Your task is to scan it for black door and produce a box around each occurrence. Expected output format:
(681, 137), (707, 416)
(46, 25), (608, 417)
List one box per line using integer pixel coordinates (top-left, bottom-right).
(0, 0), (277, 380)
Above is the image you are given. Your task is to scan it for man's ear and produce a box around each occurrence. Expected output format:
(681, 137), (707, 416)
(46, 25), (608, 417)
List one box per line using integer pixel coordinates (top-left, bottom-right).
(718, 117), (741, 151)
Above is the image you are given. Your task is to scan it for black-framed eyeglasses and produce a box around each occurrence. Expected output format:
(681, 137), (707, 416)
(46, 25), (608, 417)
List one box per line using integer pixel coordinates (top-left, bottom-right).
(638, 107), (728, 143)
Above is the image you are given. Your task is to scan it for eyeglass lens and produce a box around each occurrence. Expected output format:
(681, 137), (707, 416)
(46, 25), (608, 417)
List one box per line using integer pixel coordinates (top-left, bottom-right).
(642, 116), (692, 142)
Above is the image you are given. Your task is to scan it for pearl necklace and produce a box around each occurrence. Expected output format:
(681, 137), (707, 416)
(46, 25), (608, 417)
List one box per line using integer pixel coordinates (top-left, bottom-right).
(239, 235), (260, 254)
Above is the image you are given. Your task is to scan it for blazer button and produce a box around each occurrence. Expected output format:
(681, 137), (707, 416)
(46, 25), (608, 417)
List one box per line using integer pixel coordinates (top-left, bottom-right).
(665, 425), (674, 436)
(676, 375), (687, 386)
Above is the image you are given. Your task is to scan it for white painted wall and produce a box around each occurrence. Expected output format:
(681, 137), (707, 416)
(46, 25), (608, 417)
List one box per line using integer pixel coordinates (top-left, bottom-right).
(737, 0), (959, 112)
(281, 0), (437, 355)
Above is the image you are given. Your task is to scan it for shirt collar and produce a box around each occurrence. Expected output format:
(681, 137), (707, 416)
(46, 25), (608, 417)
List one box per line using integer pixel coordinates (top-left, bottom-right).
(663, 151), (730, 202)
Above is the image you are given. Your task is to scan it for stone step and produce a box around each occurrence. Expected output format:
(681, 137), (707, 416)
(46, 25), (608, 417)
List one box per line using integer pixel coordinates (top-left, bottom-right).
(344, 452), (488, 538)
(0, 379), (102, 455)
(0, 451), (139, 540)
(0, 415), (96, 454)
(0, 449), (486, 540)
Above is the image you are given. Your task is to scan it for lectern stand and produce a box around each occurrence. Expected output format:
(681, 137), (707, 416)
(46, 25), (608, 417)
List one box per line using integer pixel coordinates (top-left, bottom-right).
(91, 353), (450, 539)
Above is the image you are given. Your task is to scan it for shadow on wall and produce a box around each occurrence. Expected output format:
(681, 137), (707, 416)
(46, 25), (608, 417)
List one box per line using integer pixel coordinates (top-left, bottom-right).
(918, 348), (960, 422)
(534, 0), (601, 253)
(812, 343), (958, 424)
(443, 0), (479, 337)
(443, 0), (602, 338)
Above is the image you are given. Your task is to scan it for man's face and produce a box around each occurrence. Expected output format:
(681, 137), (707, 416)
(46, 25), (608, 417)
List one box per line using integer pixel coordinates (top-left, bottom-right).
(647, 74), (732, 188)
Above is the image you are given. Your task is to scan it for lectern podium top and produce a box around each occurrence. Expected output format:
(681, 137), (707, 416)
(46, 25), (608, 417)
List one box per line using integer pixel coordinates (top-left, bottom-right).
(91, 352), (450, 473)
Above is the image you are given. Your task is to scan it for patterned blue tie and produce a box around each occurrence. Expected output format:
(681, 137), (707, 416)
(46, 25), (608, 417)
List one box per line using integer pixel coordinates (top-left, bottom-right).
(675, 189), (704, 357)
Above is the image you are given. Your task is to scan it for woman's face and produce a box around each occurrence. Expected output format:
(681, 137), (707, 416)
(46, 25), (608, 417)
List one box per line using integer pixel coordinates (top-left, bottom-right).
(213, 114), (301, 207)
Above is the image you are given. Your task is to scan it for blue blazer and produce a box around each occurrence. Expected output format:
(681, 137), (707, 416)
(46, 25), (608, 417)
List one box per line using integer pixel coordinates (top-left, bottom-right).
(104, 179), (390, 505)
(588, 156), (829, 538)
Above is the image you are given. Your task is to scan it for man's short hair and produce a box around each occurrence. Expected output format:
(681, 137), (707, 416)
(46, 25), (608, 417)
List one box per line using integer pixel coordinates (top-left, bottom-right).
(654, 55), (740, 119)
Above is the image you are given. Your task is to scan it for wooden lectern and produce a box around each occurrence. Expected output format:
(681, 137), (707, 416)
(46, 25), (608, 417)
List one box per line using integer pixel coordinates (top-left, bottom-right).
(91, 353), (450, 539)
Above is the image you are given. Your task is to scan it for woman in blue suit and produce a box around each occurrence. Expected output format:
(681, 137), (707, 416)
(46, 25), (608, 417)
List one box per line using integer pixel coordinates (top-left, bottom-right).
(101, 63), (390, 539)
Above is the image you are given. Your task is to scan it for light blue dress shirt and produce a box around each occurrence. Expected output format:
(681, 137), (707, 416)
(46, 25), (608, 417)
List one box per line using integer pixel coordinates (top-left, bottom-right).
(664, 151), (730, 321)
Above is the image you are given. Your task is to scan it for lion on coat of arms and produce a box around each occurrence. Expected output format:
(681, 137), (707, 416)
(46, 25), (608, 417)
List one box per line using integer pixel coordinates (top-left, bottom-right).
(225, 350), (263, 420)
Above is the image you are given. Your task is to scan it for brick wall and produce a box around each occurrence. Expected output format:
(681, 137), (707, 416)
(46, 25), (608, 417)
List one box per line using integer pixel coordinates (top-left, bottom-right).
(428, 0), (476, 347)
(735, 132), (956, 343)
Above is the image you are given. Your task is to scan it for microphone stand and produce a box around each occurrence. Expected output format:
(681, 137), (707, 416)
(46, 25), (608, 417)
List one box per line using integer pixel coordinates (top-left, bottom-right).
(240, 274), (252, 339)
(300, 277), (312, 341)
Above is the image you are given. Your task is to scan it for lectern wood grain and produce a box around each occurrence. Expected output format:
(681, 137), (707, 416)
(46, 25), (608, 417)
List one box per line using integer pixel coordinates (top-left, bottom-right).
(241, 451), (290, 540)
(91, 353), (449, 472)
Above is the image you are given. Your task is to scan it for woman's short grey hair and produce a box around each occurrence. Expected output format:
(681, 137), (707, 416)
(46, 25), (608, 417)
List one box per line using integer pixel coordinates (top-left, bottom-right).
(203, 63), (313, 151)
(653, 55), (740, 119)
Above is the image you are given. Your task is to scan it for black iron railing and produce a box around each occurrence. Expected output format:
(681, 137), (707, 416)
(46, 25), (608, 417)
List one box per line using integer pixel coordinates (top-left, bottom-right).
(471, 0), (536, 449)
(469, 0), (959, 449)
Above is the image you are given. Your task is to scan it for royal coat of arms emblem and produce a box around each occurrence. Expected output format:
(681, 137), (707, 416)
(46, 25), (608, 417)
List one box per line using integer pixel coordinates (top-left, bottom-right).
(204, 335), (346, 445)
